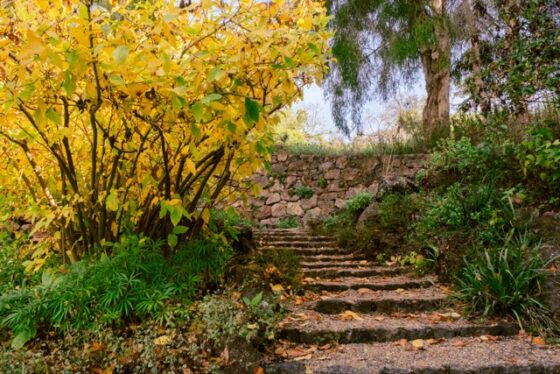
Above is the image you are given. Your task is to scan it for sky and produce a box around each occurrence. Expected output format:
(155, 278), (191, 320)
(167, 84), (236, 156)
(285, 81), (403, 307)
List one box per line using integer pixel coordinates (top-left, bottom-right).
(293, 82), (427, 138)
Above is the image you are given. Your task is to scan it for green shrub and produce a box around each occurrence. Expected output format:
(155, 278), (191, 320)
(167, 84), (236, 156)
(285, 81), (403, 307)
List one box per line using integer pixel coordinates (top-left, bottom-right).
(0, 233), (27, 295)
(455, 230), (558, 331)
(251, 249), (302, 289)
(344, 192), (373, 214)
(518, 127), (560, 187)
(317, 177), (328, 189)
(0, 235), (232, 348)
(288, 186), (314, 199)
(378, 193), (420, 228)
(276, 216), (299, 229)
(209, 207), (252, 240)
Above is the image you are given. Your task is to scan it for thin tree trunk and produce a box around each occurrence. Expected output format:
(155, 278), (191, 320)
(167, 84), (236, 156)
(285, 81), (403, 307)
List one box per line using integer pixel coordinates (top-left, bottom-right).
(420, 0), (451, 148)
(463, 0), (490, 113)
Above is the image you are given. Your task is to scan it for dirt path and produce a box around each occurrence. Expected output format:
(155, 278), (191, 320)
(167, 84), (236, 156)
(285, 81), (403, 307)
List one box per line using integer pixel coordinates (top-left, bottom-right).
(256, 228), (560, 374)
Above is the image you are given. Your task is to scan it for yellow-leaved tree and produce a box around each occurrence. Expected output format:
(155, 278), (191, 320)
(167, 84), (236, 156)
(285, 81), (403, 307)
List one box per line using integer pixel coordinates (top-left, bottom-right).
(0, 0), (329, 267)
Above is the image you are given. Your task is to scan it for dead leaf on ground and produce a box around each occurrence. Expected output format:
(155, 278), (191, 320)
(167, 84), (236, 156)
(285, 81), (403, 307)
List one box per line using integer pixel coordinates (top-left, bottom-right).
(271, 283), (284, 294)
(450, 340), (466, 347)
(374, 316), (385, 321)
(293, 354), (313, 361)
(480, 335), (498, 342)
(411, 339), (426, 350)
(426, 338), (446, 345)
(253, 367), (265, 374)
(357, 288), (373, 294)
(285, 348), (310, 358)
(339, 310), (364, 321)
(532, 336), (546, 346)
(153, 335), (172, 346)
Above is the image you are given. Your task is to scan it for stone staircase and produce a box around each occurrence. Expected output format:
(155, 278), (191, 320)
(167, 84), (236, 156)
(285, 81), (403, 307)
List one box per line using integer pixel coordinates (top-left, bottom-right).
(255, 228), (560, 374)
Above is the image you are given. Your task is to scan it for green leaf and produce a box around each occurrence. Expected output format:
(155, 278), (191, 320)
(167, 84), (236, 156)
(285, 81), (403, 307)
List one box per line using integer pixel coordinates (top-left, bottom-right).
(192, 102), (204, 122)
(169, 206), (182, 226)
(112, 45), (130, 64)
(173, 225), (188, 235)
(226, 121), (237, 133)
(201, 93), (222, 104)
(308, 42), (320, 55)
(11, 328), (35, 350)
(244, 97), (260, 124)
(167, 234), (178, 248)
(208, 67), (224, 82)
(62, 71), (75, 96)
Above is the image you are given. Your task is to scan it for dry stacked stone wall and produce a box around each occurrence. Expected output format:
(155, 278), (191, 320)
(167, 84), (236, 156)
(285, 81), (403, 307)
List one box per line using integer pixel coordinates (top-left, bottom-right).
(239, 153), (428, 226)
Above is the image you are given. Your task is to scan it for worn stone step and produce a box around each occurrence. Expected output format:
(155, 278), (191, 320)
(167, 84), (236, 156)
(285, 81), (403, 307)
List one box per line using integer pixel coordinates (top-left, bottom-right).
(300, 254), (367, 262)
(305, 275), (436, 292)
(279, 311), (519, 345)
(310, 287), (449, 314)
(300, 261), (376, 269)
(266, 337), (560, 373)
(302, 267), (402, 279)
(259, 240), (338, 248)
(262, 247), (352, 256)
(255, 234), (333, 242)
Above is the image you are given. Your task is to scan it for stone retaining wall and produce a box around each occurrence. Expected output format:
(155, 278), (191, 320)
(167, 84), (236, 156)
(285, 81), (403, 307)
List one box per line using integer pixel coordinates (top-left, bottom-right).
(239, 153), (429, 226)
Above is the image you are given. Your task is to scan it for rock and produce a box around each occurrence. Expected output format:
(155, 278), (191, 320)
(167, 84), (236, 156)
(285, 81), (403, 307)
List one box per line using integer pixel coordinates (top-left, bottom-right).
(324, 169), (341, 180)
(218, 338), (263, 374)
(335, 156), (348, 169)
(276, 153), (288, 162)
(319, 161), (334, 171)
(367, 182), (380, 195)
(257, 205), (272, 218)
(271, 204), (287, 218)
(301, 194), (318, 210)
(266, 193), (281, 205)
(357, 202), (379, 225)
(335, 199), (346, 209)
(260, 218), (279, 226)
(377, 175), (418, 199)
(341, 168), (360, 181)
(285, 175), (297, 188)
(286, 202), (304, 217)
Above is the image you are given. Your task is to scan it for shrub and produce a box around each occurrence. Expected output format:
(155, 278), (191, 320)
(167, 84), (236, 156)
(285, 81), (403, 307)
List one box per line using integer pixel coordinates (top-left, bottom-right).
(344, 192), (374, 214)
(0, 236), (232, 348)
(288, 186), (315, 199)
(455, 230), (558, 332)
(276, 216), (299, 229)
(518, 127), (560, 191)
(378, 193), (420, 229)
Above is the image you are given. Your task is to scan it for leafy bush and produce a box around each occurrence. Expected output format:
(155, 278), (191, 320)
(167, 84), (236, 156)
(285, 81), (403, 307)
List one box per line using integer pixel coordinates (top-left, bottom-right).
(518, 127), (560, 187)
(209, 208), (252, 241)
(192, 290), (284, 354)
(378, 193), (420, 228)
(345, 192), (373, 214)
(455, 230), (558, 332)
(276, 216), (299, 229)
(288, 186), (315, 199)
(0, 236), (232, 348)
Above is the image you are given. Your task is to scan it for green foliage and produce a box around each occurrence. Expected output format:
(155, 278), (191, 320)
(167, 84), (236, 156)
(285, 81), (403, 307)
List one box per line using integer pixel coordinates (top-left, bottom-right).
(378, 193), (420, 229)
(344, 192), (373, 214)
(193, 290), (284, 352)
(251, 249), (302, 290)
(0, 236), (231, 348)
(0, 234), (27, 295)
(317, 177), (328, 189)
(276, 216), (300, 229)
(209, 207), (252, 241)
(288, 186), (314, 199)
(455, 230), (558, 331)
(518, 127), (560, 185)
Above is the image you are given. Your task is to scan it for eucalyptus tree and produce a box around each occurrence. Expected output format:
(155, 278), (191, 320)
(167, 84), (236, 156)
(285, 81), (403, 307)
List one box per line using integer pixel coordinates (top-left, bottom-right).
(327, 0), (462, 146)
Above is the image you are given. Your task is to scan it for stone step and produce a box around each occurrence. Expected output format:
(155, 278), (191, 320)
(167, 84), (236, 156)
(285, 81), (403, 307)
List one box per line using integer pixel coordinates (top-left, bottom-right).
(279, 311), (519, 345)
(309, 287), (449, 314)
(262, 247), (353, 256)
(302, 267), (402, 279)
(300, 261), (376, 269)
(266, 337), (560, 374)
(305, 275), (437, 292)
(300, 254), (367, 262)
(255, 234), (332, 241)
(259, 240), (338, 248)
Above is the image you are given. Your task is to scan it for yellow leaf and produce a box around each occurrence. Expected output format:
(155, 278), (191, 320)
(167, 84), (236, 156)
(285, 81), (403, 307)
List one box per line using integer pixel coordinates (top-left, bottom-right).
(186, 159), (197, 174)
(339, 311), (363, 321)
(201, 208), (210, 224)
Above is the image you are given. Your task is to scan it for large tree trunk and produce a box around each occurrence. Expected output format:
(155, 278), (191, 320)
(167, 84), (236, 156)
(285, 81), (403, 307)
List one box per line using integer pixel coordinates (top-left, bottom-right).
(420, 0), (451, 148)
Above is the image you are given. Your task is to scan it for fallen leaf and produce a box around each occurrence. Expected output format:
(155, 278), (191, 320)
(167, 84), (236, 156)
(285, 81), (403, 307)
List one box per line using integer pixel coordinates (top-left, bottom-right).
(357, 288), (373, 294)
(411, 339), (426, 350)
(318, 344), (331, 350)
(426, 338), (446, 345)
(221, 346), (229, 364)
(286, 348), (309, 358)
(395, 288), (405, 293)
(374, 316), (385, 321)
(89, 342), (105, 353)
(359, 260), (368, 265)
(253, 367), (265, 374)
(271, 284), (284, 294)
(154, 335), (171, 346)
(450, 340), (466, 347)
(480, 335), (498, 342)
(339, 310), (364, 321)
(293, 354), (312, 361)
(532, 336), (546, 346)
(395, 338), (408, 347)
